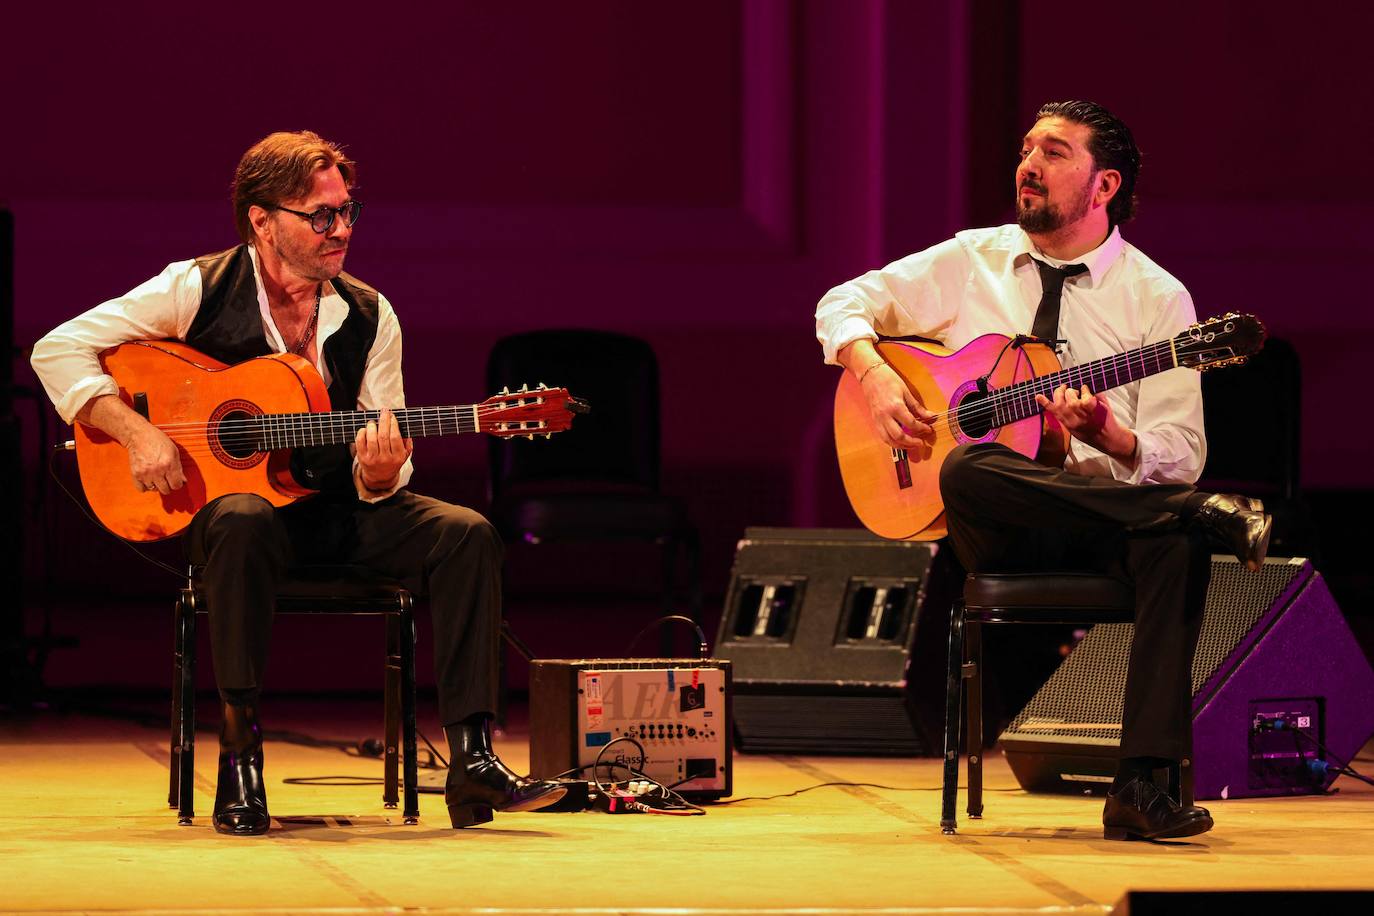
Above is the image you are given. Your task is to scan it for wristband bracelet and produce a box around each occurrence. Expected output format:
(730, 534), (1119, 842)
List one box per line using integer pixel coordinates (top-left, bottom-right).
(859, 362), (885, 384)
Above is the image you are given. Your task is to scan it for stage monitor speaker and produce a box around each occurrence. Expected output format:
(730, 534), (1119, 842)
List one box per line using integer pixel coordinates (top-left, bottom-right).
(999, 557), (1374, 800)
(714, 527), (953, 756)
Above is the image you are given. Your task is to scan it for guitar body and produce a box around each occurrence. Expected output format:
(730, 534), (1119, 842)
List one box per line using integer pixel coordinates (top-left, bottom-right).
(834, 334), (1066, 541)
(75, 341), (331, 541)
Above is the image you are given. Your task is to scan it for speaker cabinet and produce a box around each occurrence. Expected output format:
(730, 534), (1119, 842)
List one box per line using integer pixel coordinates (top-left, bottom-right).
(999, 557), (1374, 799)
(715, 527), (953, 755)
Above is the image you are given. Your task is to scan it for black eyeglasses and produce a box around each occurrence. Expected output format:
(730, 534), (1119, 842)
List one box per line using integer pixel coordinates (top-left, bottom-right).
(275, 200), (363, 233)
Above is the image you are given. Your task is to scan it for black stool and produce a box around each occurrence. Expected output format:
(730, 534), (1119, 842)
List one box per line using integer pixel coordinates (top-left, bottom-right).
(169, 564), (421, 825)
(939, 571), (1192, 834)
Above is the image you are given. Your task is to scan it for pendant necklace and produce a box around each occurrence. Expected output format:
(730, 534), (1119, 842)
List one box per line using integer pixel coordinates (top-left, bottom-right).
(291, 286), (322, 355)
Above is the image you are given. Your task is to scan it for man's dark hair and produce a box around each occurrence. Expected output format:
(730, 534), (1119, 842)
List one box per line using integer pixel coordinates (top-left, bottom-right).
(231, 131), (357, 244)
(1035, 100), (1141, 226)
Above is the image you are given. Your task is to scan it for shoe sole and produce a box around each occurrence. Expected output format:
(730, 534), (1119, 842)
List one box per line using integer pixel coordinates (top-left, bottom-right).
(501, 786), (568, 813)
(447, 787), (570, 827)
(1104, 814), (1214, 841)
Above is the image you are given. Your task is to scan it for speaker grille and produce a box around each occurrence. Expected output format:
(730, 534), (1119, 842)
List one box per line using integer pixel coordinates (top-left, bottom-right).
(734, 693), (928, 755)
(1005, 559), (1305, 743)
(1191, 559), (1303, 694)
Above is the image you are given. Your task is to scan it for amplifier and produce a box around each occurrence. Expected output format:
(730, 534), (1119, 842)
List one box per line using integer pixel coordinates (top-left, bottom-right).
(528, 658), (733, 800)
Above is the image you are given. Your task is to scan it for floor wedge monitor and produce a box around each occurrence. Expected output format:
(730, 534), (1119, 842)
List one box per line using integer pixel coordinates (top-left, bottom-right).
(999, 557), (1374, 800)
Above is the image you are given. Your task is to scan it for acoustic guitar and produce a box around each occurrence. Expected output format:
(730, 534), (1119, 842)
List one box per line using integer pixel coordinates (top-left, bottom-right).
(833, 313), (1266, 541)
(72, 340), (588, 542)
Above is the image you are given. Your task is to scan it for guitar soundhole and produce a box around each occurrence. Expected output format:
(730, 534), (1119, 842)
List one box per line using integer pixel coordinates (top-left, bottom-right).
(952, 387), (996, 441)
(209, 400), (267, 470)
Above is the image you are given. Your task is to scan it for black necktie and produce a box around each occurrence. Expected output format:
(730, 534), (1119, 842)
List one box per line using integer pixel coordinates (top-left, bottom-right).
(1030, 258), (1088, 342)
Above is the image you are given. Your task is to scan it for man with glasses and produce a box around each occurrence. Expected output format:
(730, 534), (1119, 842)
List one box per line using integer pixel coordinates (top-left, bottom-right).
(31, 130), (565, 835)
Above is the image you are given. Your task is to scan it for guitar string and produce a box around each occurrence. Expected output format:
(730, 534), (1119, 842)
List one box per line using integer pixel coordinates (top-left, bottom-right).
(139, 403), (552, 449)
(144, 400), (528, 432)
(138, 404), (557, 456)
(876, 338), (1182, 433)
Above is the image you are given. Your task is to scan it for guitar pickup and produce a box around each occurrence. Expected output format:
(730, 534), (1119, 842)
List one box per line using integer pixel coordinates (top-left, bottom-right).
(892, 448), (912, 490)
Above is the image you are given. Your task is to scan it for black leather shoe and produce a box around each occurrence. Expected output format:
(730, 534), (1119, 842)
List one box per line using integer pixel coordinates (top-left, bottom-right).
(1194, 493), (1272, 571)
(444, 719), (567, 828)
(213, 704), (270, 836)
(1103, 777), (1213, 841)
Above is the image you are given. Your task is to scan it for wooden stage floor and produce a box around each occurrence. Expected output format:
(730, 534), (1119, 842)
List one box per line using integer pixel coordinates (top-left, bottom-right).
(2, 699), (1371, 915)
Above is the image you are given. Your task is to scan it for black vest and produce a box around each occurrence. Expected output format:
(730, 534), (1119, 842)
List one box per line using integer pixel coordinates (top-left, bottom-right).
(189, 245), (381, 494)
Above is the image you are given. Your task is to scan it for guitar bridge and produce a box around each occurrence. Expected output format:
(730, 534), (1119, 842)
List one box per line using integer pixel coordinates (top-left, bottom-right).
(892, 448), (912, 489)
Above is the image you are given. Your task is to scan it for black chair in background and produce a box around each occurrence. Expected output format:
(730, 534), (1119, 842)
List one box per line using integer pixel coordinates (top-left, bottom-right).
(1199, 337), (1314, 559)
(169, 564), (420, 826)
(485, 330), (701, 633)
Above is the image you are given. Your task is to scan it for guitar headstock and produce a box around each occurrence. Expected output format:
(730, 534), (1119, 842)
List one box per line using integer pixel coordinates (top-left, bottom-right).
(1174, 313), (1267, 371)
(478, 384), (590, 439)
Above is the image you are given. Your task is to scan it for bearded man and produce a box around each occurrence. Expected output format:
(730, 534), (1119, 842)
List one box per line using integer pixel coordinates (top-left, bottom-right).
(815, 101), (1271, 840)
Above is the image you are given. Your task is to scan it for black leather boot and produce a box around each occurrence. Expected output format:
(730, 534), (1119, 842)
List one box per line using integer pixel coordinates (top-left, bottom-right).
(1193, 494), (1272, 571)
(213, 702), (270, 836)
(443, 717), (567, 828)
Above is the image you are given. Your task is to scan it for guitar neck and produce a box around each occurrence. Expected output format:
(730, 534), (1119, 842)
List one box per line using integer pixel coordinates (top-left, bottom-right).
(993, 339), (1178, 424)
(256, 405), (481, 450)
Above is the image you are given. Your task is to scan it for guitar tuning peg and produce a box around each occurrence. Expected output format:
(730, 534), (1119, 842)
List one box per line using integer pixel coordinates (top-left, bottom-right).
(543, 433), (553, 440)
(526, 433), (535, 440)
(536, 382), (547, 390)
(519, 383), (529, 393)
(499, 386), (510, 396)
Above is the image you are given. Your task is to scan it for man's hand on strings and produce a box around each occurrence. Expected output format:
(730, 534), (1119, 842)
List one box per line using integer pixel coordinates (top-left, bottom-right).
(862, 363), (936, 450)
(355, 408), (414, 492)
(76, 394), (186, 495)
(1035, 384), (1136, 460)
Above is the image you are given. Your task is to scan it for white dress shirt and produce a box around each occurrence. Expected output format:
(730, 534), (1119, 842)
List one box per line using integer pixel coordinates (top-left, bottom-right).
(816, 224), (1206, 485)
(31, 245), (413, 501)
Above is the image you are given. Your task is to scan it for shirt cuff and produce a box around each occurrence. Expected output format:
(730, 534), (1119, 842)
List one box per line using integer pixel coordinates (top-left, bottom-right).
(820, 318), (880, 366)
(352, 455), (414, 503)
(57, 376), (120, 425)
(1107, 431), (1157, 485)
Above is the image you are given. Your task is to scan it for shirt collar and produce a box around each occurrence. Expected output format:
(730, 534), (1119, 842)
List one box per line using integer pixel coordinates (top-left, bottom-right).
(1014, 224), (1125, 288)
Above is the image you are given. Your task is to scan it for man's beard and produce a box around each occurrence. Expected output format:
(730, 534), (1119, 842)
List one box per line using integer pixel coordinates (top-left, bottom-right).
(1016, 174), (1094, 233)
(274, 233), (346, 282)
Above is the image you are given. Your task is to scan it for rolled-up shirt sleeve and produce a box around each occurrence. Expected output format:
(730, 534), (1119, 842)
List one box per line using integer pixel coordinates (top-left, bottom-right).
(352, 293), (414, 502)
(1102, 289), (1207, 486)
(30, 261), (202, 424)
(815, 238), (968, 365)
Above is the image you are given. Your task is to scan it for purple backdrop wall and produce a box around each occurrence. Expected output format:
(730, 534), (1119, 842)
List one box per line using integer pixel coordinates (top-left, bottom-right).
(6, 1), (1371, 605)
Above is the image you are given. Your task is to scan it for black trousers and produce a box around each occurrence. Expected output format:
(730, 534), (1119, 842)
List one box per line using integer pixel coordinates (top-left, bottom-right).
(938, 443), (1212, 761)
(185, 489), (502, 726)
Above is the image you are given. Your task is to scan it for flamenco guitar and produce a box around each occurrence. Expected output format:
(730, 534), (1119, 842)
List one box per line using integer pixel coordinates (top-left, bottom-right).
(833, 313), (1266, 541)
(72, 340), (588, 542)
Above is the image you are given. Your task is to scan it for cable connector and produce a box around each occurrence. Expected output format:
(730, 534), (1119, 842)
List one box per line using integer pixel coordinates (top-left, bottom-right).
(591, 789), (645, 814)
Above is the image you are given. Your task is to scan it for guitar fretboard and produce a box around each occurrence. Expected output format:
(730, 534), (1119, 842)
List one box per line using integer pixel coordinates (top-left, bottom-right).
(254, 406), (482, 450)
(988, 339), (1177, 426)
